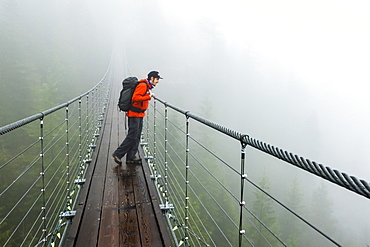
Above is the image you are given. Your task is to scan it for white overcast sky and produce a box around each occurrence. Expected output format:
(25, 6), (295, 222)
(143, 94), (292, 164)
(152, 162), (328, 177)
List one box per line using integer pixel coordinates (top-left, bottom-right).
(159, 0), (370, 98)
(153, 0), (370, 175)
(102, 0), (370, 178)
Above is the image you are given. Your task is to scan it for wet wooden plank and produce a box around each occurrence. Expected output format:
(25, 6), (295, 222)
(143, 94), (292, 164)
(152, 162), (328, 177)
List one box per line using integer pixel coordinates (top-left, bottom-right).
(128, 163), (161, 246)
(97, 97), (120, 246)
(74, 123), (112, 245)
(65, 104), (111, 246)
(119, 166), (141, 246)
(98, 204), (119, 246)
(138, 201), (163, 246)
(68, 82), (115, 246)
(66, 80), (173, 246)
(132, 165), (149, 203)
(97, 163), (120, 246)
(138, 147), (174, 247)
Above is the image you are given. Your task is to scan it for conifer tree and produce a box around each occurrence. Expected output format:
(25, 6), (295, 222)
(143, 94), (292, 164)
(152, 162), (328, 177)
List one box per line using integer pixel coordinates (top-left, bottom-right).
(305, 181), (339, 246)
(280, 176), (305, 246)
(247, 175), (282, 246)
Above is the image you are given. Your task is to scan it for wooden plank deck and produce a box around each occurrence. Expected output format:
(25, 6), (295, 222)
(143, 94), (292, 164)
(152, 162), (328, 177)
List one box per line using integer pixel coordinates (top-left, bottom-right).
(65, 82), (173, 247)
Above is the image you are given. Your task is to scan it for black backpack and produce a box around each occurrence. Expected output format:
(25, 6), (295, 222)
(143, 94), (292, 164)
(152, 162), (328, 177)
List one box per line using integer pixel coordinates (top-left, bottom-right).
(118, 77), (147, 112)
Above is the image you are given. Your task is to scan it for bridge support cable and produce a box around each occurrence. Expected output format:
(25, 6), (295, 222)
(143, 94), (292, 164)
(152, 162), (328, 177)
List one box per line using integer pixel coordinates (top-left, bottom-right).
(144, 102), (215, 246)
(143, 137), (214, 247)
(185, 134), (256, 246)
(146, 100), (287, 246)
(2, 112), (79, 246)
(78, 99), (83, 186)
(141, 107), (183, 245)
(187, 134), (275, 246)
(0, 61), (112, 247)
(245, 178), (341, 247)
(164, 104), (169, 206)
(146, 97), (370, 246)
(65, 106), (71, 210)
(186, 139), (255, 245)
(40, 116), (47, 244)
(184, 114), (191, 246)
(154, 97), (370, 200)
(245, 137), (370, 199)
(166, 150), (214, 246)
(239, 139), (247, 247)
(153, 99), (158, 189)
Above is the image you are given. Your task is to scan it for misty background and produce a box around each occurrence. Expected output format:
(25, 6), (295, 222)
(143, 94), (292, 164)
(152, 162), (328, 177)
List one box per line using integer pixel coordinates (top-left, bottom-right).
(1, 0), (370, 245)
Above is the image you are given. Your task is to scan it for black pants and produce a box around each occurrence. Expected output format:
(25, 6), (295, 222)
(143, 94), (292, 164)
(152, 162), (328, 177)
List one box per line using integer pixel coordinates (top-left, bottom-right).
(114, 117), (143, 160)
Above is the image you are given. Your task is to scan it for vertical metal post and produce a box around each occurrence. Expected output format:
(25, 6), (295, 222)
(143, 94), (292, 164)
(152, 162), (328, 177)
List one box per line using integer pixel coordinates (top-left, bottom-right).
(86, 93), (90, 145)
(78, 99), (82, 175)
(86, 93), (92, 162)
(66, 106), (70, 184)
(239, 138), (247, 247)
(91, 89), (95, 137)
(146, 104), (150, 144)
(39, 116), (46, 246)
(98, 83), (102, 114)
(184, 114), (190, 246)
(153, 99), (157, 172)
(90, 90), (94, 140)
(65, 106), (71, 210)
(94, 87), (98, 128)
(164, 104), (169, 205)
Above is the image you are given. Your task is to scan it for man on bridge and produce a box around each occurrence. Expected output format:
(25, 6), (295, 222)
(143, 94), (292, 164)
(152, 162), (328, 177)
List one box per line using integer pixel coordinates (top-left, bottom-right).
(112, 71), (162, 165)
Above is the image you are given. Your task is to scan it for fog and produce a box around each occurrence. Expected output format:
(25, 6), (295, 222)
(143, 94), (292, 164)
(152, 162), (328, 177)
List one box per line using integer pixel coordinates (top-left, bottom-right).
(2, 0), (370, 245)
(115, 0), (370, 175)
(116, 1), (370, 244)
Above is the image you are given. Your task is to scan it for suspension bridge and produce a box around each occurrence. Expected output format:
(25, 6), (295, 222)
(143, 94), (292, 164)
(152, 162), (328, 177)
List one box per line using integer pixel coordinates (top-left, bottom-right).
(1, 56), (370, 247)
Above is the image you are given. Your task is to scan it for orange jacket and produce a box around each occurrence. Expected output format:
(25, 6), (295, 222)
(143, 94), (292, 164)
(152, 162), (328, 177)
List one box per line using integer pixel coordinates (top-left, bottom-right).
(126, 79), (152, 117)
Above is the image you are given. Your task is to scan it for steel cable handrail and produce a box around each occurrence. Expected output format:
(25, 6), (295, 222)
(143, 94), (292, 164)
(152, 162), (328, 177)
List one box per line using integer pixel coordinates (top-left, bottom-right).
(155, 97), (370, 200)
(13, 159), (66, 247)
(148, 103), (277, 246)
(169, 169), (217, 246)
(0, 138), (39, 170)
(187, 136), (285, 246)
(187, 172), (233, 246)
(188, 166), (252, 246)
(0, 130), (71, 228)
(146, 126), (244, 245)
(0, 71), (109, 135)
(151, 97), (366, 246)
(3, 185), (42, 246)
(147, 136), (212, 246)
(0, 59), (111, 247)
(245, 136), (370, 198)
(191, 133), (302, 246)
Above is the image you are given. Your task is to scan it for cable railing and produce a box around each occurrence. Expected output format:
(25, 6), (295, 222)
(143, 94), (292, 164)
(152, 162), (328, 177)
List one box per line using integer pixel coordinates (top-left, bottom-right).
(1, 64), (370, 246)
(142, 97), (370, 247)
(0, 64), (111, 246)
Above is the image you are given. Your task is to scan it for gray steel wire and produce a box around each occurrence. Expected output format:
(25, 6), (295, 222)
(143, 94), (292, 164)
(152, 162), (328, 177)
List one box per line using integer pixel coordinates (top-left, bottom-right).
(155, 97), (370, 200)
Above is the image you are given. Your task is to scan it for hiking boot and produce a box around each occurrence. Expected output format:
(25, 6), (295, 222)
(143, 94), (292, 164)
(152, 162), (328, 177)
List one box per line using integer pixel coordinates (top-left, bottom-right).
(112, 153), (122, 165)
(126, 157), (142, 164)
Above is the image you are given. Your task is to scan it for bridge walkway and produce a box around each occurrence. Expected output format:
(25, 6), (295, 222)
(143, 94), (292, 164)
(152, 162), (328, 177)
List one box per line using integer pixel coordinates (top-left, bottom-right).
(64, 87), (172, 246)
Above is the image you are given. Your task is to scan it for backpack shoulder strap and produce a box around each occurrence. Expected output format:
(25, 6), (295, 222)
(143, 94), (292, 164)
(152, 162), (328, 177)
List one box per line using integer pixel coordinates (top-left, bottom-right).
(135, 80), (149, 96)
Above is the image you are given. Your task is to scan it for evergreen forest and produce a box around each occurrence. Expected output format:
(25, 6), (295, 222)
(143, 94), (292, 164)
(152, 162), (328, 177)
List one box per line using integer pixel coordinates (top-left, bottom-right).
(0, 0), (111, 126)
(1, 1), (369, 246)
(0, 1), (111, 245)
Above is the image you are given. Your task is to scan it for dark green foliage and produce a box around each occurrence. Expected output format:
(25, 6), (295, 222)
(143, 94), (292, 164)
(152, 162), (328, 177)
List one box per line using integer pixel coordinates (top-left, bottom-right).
(0, 0), (111, 126)
(0, 1), (111, 245)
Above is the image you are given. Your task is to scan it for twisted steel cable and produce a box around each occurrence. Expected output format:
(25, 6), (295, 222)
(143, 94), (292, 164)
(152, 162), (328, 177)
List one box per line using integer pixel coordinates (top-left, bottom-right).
(0, 75), (107, 136)
(155, 97), (370, 200)
(245, 136), (370, 199)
